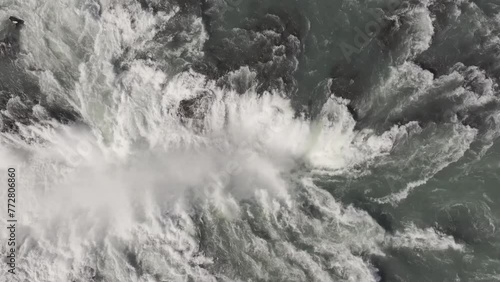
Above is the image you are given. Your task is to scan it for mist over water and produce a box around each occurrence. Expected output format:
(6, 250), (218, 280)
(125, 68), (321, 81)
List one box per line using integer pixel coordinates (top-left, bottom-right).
(0, 0), (499, 281)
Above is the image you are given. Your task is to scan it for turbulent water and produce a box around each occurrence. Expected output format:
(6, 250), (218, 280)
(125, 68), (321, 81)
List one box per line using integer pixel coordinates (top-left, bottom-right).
(0, 0), (499, 281)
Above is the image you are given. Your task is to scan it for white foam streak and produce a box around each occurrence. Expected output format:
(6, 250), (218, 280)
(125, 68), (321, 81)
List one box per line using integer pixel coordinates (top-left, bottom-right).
(386, 224), (464, 251)
(375, 124), (477, 205)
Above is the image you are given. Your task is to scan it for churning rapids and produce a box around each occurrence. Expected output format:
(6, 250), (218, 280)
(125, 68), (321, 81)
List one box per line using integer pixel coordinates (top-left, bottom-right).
(1, 0), (500, 281)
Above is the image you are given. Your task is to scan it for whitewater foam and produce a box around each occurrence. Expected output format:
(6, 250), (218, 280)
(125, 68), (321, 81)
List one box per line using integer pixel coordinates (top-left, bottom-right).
(0, 0), (481, 281)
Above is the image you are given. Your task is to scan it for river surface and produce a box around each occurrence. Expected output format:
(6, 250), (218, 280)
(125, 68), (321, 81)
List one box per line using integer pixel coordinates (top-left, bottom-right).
(0, 0), (499, 281)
